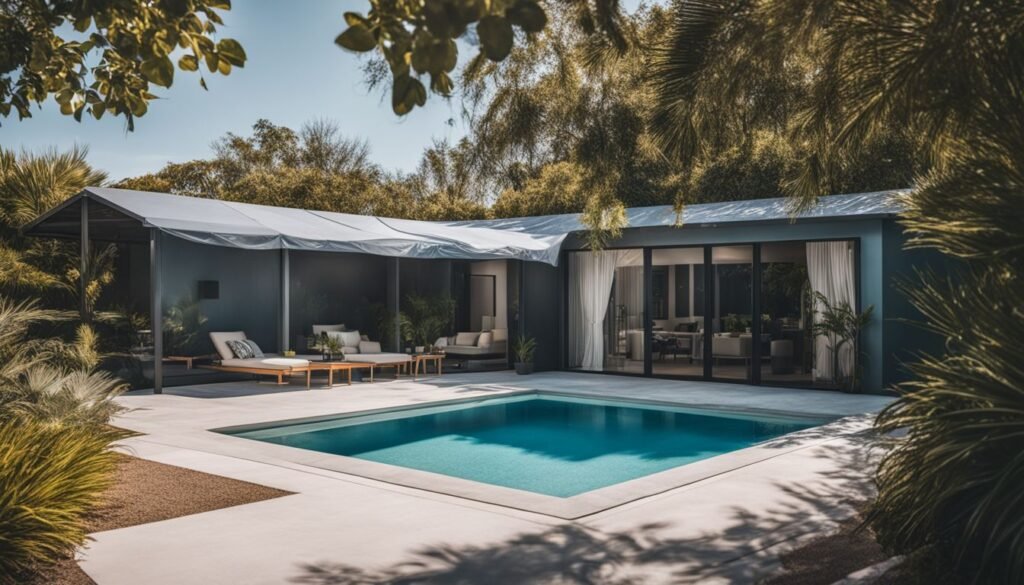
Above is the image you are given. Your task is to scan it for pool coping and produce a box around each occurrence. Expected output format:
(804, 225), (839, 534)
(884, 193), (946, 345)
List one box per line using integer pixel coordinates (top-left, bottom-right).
(209, 390), (871, 520)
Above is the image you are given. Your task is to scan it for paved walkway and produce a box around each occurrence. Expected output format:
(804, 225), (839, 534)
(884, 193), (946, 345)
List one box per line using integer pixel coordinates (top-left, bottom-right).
(81, 372), (893, 584)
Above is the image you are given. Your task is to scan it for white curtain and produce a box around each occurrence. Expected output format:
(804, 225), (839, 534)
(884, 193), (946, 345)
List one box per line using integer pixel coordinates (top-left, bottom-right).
(569, 250), (630, 370)
(806, 241), (857, 382)
(616, 266), (645, 330)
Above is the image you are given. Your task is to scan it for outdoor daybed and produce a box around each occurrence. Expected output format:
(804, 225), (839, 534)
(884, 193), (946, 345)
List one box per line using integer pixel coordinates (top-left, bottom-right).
(207, 331), (313, 386)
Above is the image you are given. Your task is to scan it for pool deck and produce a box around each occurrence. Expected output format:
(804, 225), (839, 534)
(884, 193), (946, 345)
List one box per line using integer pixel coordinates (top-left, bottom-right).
(82, 372), (893, 584)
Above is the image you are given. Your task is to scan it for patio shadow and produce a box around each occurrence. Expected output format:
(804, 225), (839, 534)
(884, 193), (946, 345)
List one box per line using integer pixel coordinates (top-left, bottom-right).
(288, 431), (884, 584)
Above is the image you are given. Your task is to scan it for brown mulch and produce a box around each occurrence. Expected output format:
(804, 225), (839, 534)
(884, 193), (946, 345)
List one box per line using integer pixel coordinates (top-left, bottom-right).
(762, 512), (889, 585)
(29, 453), (293, 584)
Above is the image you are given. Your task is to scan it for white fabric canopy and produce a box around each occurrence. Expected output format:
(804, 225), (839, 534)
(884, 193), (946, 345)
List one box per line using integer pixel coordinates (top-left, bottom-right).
(454, 190), (908, 236)
(72, 188), (568, 265)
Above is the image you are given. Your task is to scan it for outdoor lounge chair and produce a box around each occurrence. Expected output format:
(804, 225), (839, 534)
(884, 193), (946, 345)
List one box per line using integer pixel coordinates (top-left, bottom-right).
(207, 331), (312, 385)
(312, 326), (413, 376)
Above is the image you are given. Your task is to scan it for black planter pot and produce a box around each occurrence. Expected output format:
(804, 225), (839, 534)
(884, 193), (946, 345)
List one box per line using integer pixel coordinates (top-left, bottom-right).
(515, 362), (534, 375)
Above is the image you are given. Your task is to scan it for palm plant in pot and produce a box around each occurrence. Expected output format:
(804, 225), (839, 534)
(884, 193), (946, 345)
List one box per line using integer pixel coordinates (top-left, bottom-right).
(513, 335), (536, 375)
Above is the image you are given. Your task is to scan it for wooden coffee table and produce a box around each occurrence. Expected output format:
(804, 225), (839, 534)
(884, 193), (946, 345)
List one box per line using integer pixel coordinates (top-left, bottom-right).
(411, 354), (444, 378)
(306, 361), (375, 387)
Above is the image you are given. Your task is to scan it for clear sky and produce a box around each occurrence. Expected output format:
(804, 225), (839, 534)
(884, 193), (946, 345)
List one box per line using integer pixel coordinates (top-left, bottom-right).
(0, 0), (473, 182)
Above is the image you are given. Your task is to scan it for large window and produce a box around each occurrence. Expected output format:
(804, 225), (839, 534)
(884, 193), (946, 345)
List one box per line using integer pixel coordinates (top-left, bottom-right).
(567, 240), (859, 389)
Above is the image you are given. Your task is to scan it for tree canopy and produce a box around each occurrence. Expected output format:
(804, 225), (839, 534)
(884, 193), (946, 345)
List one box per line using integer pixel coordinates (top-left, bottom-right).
(0, 0), (245, 130)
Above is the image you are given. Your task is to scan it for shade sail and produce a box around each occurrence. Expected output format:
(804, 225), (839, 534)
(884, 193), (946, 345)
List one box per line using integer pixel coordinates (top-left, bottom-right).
(25, 187), (908, 266)
(31, 188), (568, 265)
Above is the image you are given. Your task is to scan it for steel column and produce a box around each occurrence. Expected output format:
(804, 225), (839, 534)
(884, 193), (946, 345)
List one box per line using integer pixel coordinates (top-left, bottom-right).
(280, 248), (290, 352)
(79, 198), (89, 322)
(150, 229), (163, 394)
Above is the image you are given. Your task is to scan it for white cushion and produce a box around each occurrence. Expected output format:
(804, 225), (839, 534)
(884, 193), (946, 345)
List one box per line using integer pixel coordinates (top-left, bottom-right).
(455, 332), (479, 346)
(434, 337), (448, 348)
(358, 340), (381, 354)
(210, 331), (247, 361)
(312, 323), (345, 336)
(491, 328), (507, 342)
(220, 357), (309, 370)
(343, 345), (360, 354)
(477, 332), (493, 348)
(339, 330), (361, 347)
(345, 353), (411, 364)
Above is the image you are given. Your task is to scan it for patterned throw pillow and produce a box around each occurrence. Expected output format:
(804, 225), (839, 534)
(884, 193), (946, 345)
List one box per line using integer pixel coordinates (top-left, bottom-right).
(243, 339), (264, 358)
(226, 339), (254, 359)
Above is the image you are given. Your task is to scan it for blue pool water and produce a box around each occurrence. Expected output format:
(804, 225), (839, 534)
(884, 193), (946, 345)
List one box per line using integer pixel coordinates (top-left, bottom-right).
(227, 395), (828, 497)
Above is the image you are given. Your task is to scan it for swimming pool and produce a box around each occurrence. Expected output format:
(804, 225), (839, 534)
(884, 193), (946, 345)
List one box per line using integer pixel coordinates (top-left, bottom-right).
(226, 394), (830, 498)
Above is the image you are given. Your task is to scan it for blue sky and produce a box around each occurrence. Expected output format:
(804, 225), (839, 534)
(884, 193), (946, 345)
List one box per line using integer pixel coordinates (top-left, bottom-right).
(1, 0), (473, 182)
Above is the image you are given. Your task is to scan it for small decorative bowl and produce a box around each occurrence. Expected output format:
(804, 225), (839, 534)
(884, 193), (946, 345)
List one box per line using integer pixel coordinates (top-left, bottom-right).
(283, 350), (296, 357)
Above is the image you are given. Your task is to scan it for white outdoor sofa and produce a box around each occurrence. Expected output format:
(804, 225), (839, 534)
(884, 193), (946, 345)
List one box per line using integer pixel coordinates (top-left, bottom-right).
(441, 328), (508, 357)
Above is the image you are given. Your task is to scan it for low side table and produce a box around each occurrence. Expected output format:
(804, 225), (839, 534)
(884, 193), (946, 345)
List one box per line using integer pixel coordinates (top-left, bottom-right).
(306, 361), (374, 387)
(411, 354), (444, 378)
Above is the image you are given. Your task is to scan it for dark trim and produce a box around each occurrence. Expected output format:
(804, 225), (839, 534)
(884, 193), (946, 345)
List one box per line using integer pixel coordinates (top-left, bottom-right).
(150, 229), (163, 394)
(562, 252), (570, 369)
(751, 243), (762, 385)
(643, 248), (653, 376)
(703, 246), (713, 379)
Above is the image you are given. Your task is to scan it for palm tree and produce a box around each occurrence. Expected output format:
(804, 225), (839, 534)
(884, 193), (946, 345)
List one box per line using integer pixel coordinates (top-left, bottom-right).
(0, 146), (114, 320)
(650, 1), (1024, 581)
(0, 145), (107, 229)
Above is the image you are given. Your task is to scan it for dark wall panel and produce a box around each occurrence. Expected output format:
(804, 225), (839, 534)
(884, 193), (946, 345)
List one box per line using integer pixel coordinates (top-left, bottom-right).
(399, 259), (452, 299)
(289, 251), (388, 348)
(522, 260), (562, 371)
(161, 237), (281, 355)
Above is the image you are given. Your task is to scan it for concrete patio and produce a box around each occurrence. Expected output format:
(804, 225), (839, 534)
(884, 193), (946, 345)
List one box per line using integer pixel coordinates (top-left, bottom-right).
(81, 372), (893, 584)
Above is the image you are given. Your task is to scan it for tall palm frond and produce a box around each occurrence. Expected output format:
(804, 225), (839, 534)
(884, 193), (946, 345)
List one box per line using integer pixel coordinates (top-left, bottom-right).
(5, 366), (126, 427)
(0, 145), (107, 228)
(652, 1), (1024, 581)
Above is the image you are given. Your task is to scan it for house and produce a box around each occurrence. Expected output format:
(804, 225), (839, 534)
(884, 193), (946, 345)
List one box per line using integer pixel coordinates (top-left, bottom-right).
(25, 187), (943, 394)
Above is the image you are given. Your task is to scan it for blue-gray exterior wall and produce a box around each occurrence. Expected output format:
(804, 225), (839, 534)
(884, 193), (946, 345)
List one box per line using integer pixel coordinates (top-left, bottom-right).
(880, 220), (951, 389)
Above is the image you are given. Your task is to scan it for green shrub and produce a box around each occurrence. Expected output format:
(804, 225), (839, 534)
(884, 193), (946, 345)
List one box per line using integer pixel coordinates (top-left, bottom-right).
(0, 421), (121, 582)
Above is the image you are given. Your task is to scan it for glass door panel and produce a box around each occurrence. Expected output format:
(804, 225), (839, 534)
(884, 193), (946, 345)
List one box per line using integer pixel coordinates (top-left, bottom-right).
(711, 245), (753, 381)
(760, 242), (814, 385)
(651, 247), (705, 378)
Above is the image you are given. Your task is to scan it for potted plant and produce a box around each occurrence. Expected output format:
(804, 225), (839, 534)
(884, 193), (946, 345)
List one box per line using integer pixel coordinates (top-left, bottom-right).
(811, 292), (874, 392)
(513, 335), (536, 375)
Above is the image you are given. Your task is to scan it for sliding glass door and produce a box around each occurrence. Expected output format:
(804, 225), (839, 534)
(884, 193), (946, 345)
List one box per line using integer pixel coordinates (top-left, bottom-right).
(567, 239), (858, 389)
